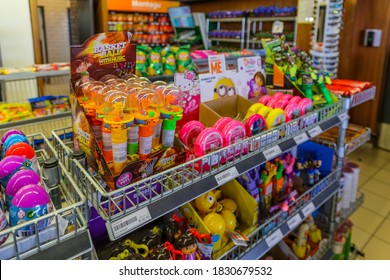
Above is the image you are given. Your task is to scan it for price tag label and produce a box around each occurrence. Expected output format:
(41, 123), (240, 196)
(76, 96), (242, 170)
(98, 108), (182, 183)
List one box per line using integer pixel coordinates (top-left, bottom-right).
(263, 145), (282, 160)
(108, 207), (152, 240)
(265, 229), (283, 248)
(338, 112), (349, 122)
(308, 126), (323, 138)
(301, 202), (316, 218)
(215, 167), (239, 186)
(294, 133), (309, 145)
(287, 214), (303, 231)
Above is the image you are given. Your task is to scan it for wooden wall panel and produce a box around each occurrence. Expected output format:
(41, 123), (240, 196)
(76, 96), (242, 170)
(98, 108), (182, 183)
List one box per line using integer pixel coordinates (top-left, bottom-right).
(338, 0), (390, 135)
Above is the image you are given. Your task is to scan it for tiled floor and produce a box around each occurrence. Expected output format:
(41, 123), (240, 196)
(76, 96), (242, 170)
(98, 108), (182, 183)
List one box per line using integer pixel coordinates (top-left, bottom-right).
(347, 143), (390, 260)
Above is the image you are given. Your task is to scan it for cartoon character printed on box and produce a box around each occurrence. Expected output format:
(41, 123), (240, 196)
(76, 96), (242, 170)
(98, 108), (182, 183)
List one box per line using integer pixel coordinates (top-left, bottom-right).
(248, 71), (267, 99)
(213, 77), (236, 99)
(174, 71), (199, 115)
(71, 55), (95, 84)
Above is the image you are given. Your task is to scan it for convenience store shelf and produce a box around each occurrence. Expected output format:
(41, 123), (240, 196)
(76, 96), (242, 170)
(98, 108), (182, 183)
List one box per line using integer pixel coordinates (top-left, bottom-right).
(208, 17), (245, 23)
(52, 101), (345, 241)
(248, 16), (297, 22)
(210, 38), (243, 43)
(223, 173), (339, 260)
(0, 111), (71, 130)
(0, 69), (69, 82)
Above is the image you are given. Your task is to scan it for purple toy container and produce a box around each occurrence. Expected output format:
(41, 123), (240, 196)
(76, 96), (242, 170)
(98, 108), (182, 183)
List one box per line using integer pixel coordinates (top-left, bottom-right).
(0, 129), (25, 146)
(5, 169), (42, 210)
(1, 134), (29, 159)
(0, 155), (34, 190)
(9, 184), (52, 237)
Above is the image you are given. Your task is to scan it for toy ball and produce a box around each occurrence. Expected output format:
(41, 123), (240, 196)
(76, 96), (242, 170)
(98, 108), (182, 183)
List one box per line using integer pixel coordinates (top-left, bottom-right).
(0, 208), (9, 246)
(9, 184), (52, 237)
(5, 169), (42, 210)
(220, 209), (237, 232)
(1, 129), (25, 146)
(1, 134), (29, 157)
(195, 191), (218, 214)
(219, 198), (238, 214)
(0, 155), (33, 188)
(203, 212), (226, 236)
(5, 142), (38, 171)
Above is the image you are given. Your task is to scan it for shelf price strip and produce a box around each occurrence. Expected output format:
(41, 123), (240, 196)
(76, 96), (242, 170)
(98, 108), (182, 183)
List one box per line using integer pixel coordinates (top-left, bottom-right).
(287, 214), (303, 231)
(263, 145), (282, 161)
(301, 202), (316, 218)
(215, 166), (239, 186)
(308, 126), (323, 138)
(108, 207), (152, 240)
(338, 112), (349, 122)
(265, 228), (283, 249)
(293, 132), (309, 145)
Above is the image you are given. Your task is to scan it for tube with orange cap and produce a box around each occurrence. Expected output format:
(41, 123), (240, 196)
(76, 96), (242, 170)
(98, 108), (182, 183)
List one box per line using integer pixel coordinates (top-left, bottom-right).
(134, 89), (161, 160)
(160, 86), (183, 149)
(96, 85), (123, 162)
(103, 94), (134, 175)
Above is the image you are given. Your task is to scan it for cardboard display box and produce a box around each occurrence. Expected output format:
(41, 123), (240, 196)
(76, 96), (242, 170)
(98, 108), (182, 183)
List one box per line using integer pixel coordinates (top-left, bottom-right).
(180, 179), (258, 259)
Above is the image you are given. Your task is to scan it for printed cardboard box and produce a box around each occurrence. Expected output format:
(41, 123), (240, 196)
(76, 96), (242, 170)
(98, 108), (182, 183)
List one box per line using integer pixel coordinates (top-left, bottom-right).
(180, 179), (258, 259)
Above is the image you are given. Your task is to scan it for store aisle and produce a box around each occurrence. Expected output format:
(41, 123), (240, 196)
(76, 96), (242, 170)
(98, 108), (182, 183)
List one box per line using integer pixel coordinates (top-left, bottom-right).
(348, 143), (390, 260)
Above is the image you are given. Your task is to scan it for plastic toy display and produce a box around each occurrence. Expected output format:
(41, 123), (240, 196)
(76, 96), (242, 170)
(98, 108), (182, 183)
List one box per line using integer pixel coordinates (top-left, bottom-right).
(261, 35), (338, 108)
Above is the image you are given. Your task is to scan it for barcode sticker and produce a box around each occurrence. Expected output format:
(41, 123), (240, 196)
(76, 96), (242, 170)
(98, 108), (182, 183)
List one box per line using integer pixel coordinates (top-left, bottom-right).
(338, 112), (349, 122)
(265, 229), (283, 249)
(287, 214), (303, 230)
(264, 145), (282, 160)
(308, 126), (323, 138)
(215, 167), (239, 186)
(301, 202), (316, 218)
(108, 207), (152, 240)
(294, 133), (309, 145)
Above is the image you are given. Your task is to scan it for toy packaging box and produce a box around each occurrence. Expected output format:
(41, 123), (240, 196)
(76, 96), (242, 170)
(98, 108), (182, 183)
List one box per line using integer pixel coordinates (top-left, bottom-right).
(70, 32), (187, 191)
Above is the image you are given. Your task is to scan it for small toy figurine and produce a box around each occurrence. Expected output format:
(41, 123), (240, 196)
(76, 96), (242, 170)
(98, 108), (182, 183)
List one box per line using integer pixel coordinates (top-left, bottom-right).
(306, 215), (322, 244)
(194, 189), (222, 215)
(284, 152), (296, 193)
(163, 218), (182, 244)
(149, 242), (184, 260)
(313, 159), (322, 183)
(292, 222), (311, 259)
(314, 70), (333, 105)
(140, 227), (162, 254)
(174, 230), (201, 260)
(273, 158), (285, 201)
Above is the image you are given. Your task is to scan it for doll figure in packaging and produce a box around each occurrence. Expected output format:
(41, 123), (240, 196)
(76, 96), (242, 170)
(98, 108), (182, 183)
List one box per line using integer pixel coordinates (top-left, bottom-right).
(174, 230), (201, 260)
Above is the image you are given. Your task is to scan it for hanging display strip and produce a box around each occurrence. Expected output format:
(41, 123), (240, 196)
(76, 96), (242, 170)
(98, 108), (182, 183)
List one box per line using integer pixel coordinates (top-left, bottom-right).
(220, 172), (339, 260)
(52, 101), (345, 240)
(0, 133), (89, 260)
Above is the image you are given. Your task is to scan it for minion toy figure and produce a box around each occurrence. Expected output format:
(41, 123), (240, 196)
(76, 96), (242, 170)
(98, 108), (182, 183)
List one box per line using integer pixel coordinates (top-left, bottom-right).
(213, 77), (237, 99)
